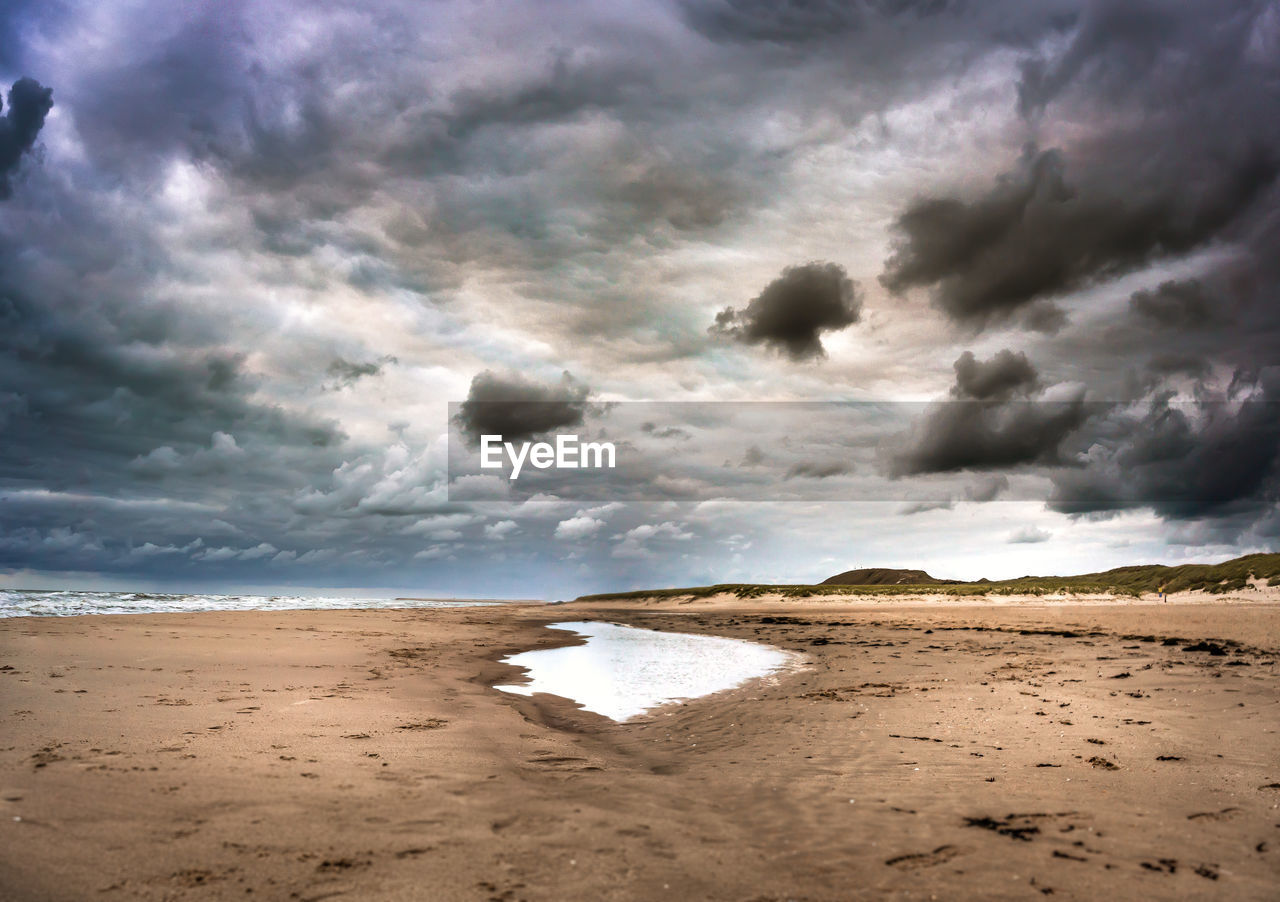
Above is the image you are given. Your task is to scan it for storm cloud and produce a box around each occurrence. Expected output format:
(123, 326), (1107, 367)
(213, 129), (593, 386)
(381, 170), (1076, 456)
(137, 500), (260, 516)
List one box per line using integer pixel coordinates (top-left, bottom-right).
(1049, 372), (1280, 520)
(952, 349), (1039, 401)
(891, 350), (1089, 476)
(711, 262), (861, 361)
(891, 398), (1091, 477)
(0, 77), (52, 198)
(878, 1), (1280, 332)
(1129, 279), (1217, 329)
(454, 371), (593, 445)
(880, 145), (1278, 328)
(2, 1), (1278, 595)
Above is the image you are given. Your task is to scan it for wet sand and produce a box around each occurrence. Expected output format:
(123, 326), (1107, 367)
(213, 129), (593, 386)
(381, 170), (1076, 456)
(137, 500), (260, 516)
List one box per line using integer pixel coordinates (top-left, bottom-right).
(1, 596), (1278, 900)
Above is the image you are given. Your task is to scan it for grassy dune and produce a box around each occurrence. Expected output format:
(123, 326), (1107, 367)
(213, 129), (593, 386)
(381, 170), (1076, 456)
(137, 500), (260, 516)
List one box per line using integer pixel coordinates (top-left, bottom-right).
(576, 552), (1280, 601)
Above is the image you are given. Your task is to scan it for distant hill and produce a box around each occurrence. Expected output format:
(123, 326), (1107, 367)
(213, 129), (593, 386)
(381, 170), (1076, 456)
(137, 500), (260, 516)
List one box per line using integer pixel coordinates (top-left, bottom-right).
(821, 567), (948, 586)
(575, 552), (1280, 602)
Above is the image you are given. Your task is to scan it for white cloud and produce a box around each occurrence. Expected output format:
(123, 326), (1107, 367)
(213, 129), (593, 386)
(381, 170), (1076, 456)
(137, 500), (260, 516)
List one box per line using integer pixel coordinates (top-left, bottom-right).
(129, 445), (182, 476)
(293, 440), (452, 517)
(238, 542), (279, 560)
(128, 433), (245, 478)
(484, 519), (519, 540)
(403, 513), (481, 540)
(612, 520), (695, 558)
(554, 516), (605, 540)
(195, 545), (240, 562)
(414, 545), (456, 560)
(1008, 526), (1052, 544)
(296, 549), (338, 564)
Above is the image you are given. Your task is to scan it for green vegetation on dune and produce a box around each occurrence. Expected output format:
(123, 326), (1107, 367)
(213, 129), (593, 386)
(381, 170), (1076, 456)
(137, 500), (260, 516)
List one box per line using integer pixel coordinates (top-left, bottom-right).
(575, 552), (1280, 602)
(819, 567), (947, 586)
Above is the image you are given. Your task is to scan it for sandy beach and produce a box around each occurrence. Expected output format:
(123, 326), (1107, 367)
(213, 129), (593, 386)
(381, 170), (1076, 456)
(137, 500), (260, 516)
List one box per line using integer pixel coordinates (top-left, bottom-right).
(2, 596), (1278, 900)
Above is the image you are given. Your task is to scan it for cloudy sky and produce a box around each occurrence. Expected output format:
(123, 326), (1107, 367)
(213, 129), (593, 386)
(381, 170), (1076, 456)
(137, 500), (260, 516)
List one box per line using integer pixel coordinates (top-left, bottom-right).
(1, 0), (1277, 598)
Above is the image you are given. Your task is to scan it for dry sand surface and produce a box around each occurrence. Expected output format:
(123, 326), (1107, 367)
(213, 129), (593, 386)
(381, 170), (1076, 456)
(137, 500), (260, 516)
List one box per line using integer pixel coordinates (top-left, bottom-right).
(1, 596), (1278, 900)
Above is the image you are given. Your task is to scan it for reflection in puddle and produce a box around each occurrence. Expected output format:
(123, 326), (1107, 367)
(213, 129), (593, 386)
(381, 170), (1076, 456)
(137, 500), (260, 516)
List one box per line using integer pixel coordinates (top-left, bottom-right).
(494, 621), (796, 721)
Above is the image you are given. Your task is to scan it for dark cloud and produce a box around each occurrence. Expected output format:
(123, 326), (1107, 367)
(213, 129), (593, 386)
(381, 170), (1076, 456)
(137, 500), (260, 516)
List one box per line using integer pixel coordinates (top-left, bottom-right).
(3, 0), (1277, 589)
(0, 141), (359, 583)
(62, 5), (260, 176)
(0, 1), (53, 71)
(641, 422), (692, 441)
(1014, 0), (1267, 120)
(1049, 372), (1280, 520)
(1022, 301), (1069, 335)
(1015, 0), (1181, 118)
(1046, 227), (1280, 405)
(880, 145), (1279, 327)
(784, 461), (851, 480)
(454, 370), (592, 445)
(711, 262), (861, 361)
(952, 349), (1039, 400)
(1145, 352), (1210, 379)
(684, 0), (869, 45)
(891, 350), (1090, 476)
(441, 53), (650, 144)
(1129, 279), (1216, 329)
(324, 356), (396, 391)
(684, 0), (958, 46)
(873, 0), (1280, 340)
(0, 77), (53, 198)
(965, 474), (1009, 502)
(890, 398), (1091, 476)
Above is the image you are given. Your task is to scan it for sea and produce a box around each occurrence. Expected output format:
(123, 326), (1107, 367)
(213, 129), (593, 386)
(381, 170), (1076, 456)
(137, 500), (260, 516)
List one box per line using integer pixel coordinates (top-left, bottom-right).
(0, 589), (510, 618)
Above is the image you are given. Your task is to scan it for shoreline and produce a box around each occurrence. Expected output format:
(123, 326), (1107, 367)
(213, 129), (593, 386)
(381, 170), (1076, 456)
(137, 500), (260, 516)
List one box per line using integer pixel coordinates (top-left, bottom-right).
(3, 600), (1278, 899)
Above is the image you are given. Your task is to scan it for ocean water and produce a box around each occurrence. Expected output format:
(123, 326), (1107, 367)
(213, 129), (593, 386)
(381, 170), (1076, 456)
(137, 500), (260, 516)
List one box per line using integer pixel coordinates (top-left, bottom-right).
(494, 620), (797, 721)
(0, 589), (506, 618)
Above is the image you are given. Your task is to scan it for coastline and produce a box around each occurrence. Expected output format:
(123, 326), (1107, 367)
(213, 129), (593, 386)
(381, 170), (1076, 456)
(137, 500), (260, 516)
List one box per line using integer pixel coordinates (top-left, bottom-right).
(570, 585), (1280, 611)
(3, 599), (1278, 899)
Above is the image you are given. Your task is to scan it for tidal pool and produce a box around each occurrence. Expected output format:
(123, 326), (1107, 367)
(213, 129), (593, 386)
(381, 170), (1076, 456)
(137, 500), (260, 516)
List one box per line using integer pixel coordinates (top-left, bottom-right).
(494, 621), (796, 721)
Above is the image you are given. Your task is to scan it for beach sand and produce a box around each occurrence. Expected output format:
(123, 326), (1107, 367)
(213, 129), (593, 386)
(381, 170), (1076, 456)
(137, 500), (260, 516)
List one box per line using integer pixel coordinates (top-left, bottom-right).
(1, 595), (1278, 900)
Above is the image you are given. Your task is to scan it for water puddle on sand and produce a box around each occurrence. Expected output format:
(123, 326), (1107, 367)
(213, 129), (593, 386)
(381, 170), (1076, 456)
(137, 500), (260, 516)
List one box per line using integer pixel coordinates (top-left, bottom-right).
(494, 621), (797, 722)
